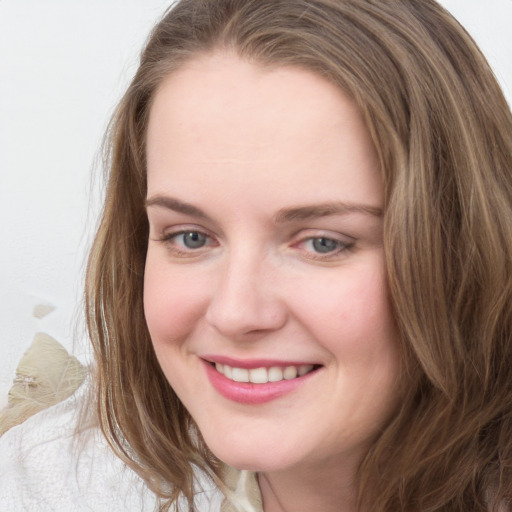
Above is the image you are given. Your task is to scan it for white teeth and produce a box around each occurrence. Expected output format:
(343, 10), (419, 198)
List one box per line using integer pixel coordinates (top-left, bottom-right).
(283, 366), (297, 380)
(298, 365), (311, 376)
(249, 367), (268, 384)
(214, 363), (314, 383)
(231, 367), (249, 383)
(268, 367), (283, 382)
(223, 364), (233, 379)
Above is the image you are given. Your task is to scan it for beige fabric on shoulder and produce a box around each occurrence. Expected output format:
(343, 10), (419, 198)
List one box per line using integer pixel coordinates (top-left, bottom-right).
(0, 332), (87, 436)
(221, 465), (263, 512)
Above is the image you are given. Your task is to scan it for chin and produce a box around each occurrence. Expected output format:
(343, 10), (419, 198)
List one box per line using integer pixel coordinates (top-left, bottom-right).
(200, 428), (307, 473)
(217, 451), (295, 473)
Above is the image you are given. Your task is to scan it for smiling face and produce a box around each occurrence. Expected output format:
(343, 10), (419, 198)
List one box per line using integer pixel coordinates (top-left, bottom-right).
(144, 52), (401, 479)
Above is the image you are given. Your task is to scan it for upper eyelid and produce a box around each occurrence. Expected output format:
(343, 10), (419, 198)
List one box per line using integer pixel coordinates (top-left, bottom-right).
(154, 226), (354, 240)
(157, 227), (353, 241)
(290, 228), (355, 243)
(146, 208), (220, 234)
(148, 215), (221, 238)
(159, 228), (215, 244)
(152, 222), (214, 237)
(296, 235), (353, 250)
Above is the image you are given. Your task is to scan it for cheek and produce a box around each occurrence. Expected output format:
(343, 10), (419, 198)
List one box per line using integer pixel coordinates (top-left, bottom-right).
(143, 252), (209, 347)
(292, 260), (397, 356)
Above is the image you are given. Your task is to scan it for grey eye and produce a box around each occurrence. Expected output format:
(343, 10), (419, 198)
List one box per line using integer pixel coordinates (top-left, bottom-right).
(312, 237), (340, 253)
(182, 231), (207, 249)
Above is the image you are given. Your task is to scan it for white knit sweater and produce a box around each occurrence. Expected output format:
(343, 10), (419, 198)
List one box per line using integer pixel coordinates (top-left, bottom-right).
(0, 380), (225, 511)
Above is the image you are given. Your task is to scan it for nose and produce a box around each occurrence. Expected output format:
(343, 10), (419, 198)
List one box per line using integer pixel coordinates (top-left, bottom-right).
(205, 250), (288, 339)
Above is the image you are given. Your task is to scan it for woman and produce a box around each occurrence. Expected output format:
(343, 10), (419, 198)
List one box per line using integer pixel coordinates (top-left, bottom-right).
(2, 0), (512, 511)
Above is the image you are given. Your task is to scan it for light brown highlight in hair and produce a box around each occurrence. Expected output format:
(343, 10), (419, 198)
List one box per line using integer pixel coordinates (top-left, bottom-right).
(85, 1), (512, 510)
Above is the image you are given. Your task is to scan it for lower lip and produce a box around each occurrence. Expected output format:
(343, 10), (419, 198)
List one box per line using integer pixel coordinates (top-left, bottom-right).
(203, 360), (318, 405)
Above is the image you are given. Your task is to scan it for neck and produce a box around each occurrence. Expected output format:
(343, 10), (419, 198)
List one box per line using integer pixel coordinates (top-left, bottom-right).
(257, 459), (361, 512)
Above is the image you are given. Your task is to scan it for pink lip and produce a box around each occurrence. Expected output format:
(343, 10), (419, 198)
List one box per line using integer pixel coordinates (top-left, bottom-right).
(202, 359), (320, 405)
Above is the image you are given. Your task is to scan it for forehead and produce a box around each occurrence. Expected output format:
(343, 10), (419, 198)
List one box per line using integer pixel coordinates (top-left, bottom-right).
(146, 51), (382, 208)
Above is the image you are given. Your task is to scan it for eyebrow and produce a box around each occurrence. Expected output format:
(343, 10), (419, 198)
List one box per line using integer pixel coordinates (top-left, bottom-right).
(145, 195), (383, 222)
(145, 196), (209, 219)
(274, 202), (383, 223)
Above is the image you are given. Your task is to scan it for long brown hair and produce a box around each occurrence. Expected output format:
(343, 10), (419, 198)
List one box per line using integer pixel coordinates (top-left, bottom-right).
(85, 0), (512, 510)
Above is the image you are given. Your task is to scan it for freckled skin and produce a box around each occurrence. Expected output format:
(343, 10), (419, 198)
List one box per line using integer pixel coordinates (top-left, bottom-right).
(144, 52), (401, 510)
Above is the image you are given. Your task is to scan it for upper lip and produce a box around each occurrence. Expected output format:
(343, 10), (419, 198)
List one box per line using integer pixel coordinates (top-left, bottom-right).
(202, 355), (321, 369)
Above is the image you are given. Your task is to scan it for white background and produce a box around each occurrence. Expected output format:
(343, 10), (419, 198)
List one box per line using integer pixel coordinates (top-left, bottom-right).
(1, 0), (511, 407)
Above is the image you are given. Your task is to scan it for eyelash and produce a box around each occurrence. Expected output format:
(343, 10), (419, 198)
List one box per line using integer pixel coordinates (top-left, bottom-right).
(294, 237), (354, 261)
(155, 229), (354, 261)
(156, 230), (217, 257)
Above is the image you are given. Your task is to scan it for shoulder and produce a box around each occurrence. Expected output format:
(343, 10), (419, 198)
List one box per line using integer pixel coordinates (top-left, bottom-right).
(0, 379), (156, 511)
(0, 380), (223, 511)
(0, 380), (224, 511)
(0, 332), (224, 511)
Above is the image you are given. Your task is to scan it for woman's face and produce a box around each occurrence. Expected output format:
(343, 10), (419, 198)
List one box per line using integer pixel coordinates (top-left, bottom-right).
(144, 53), (401, 476)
